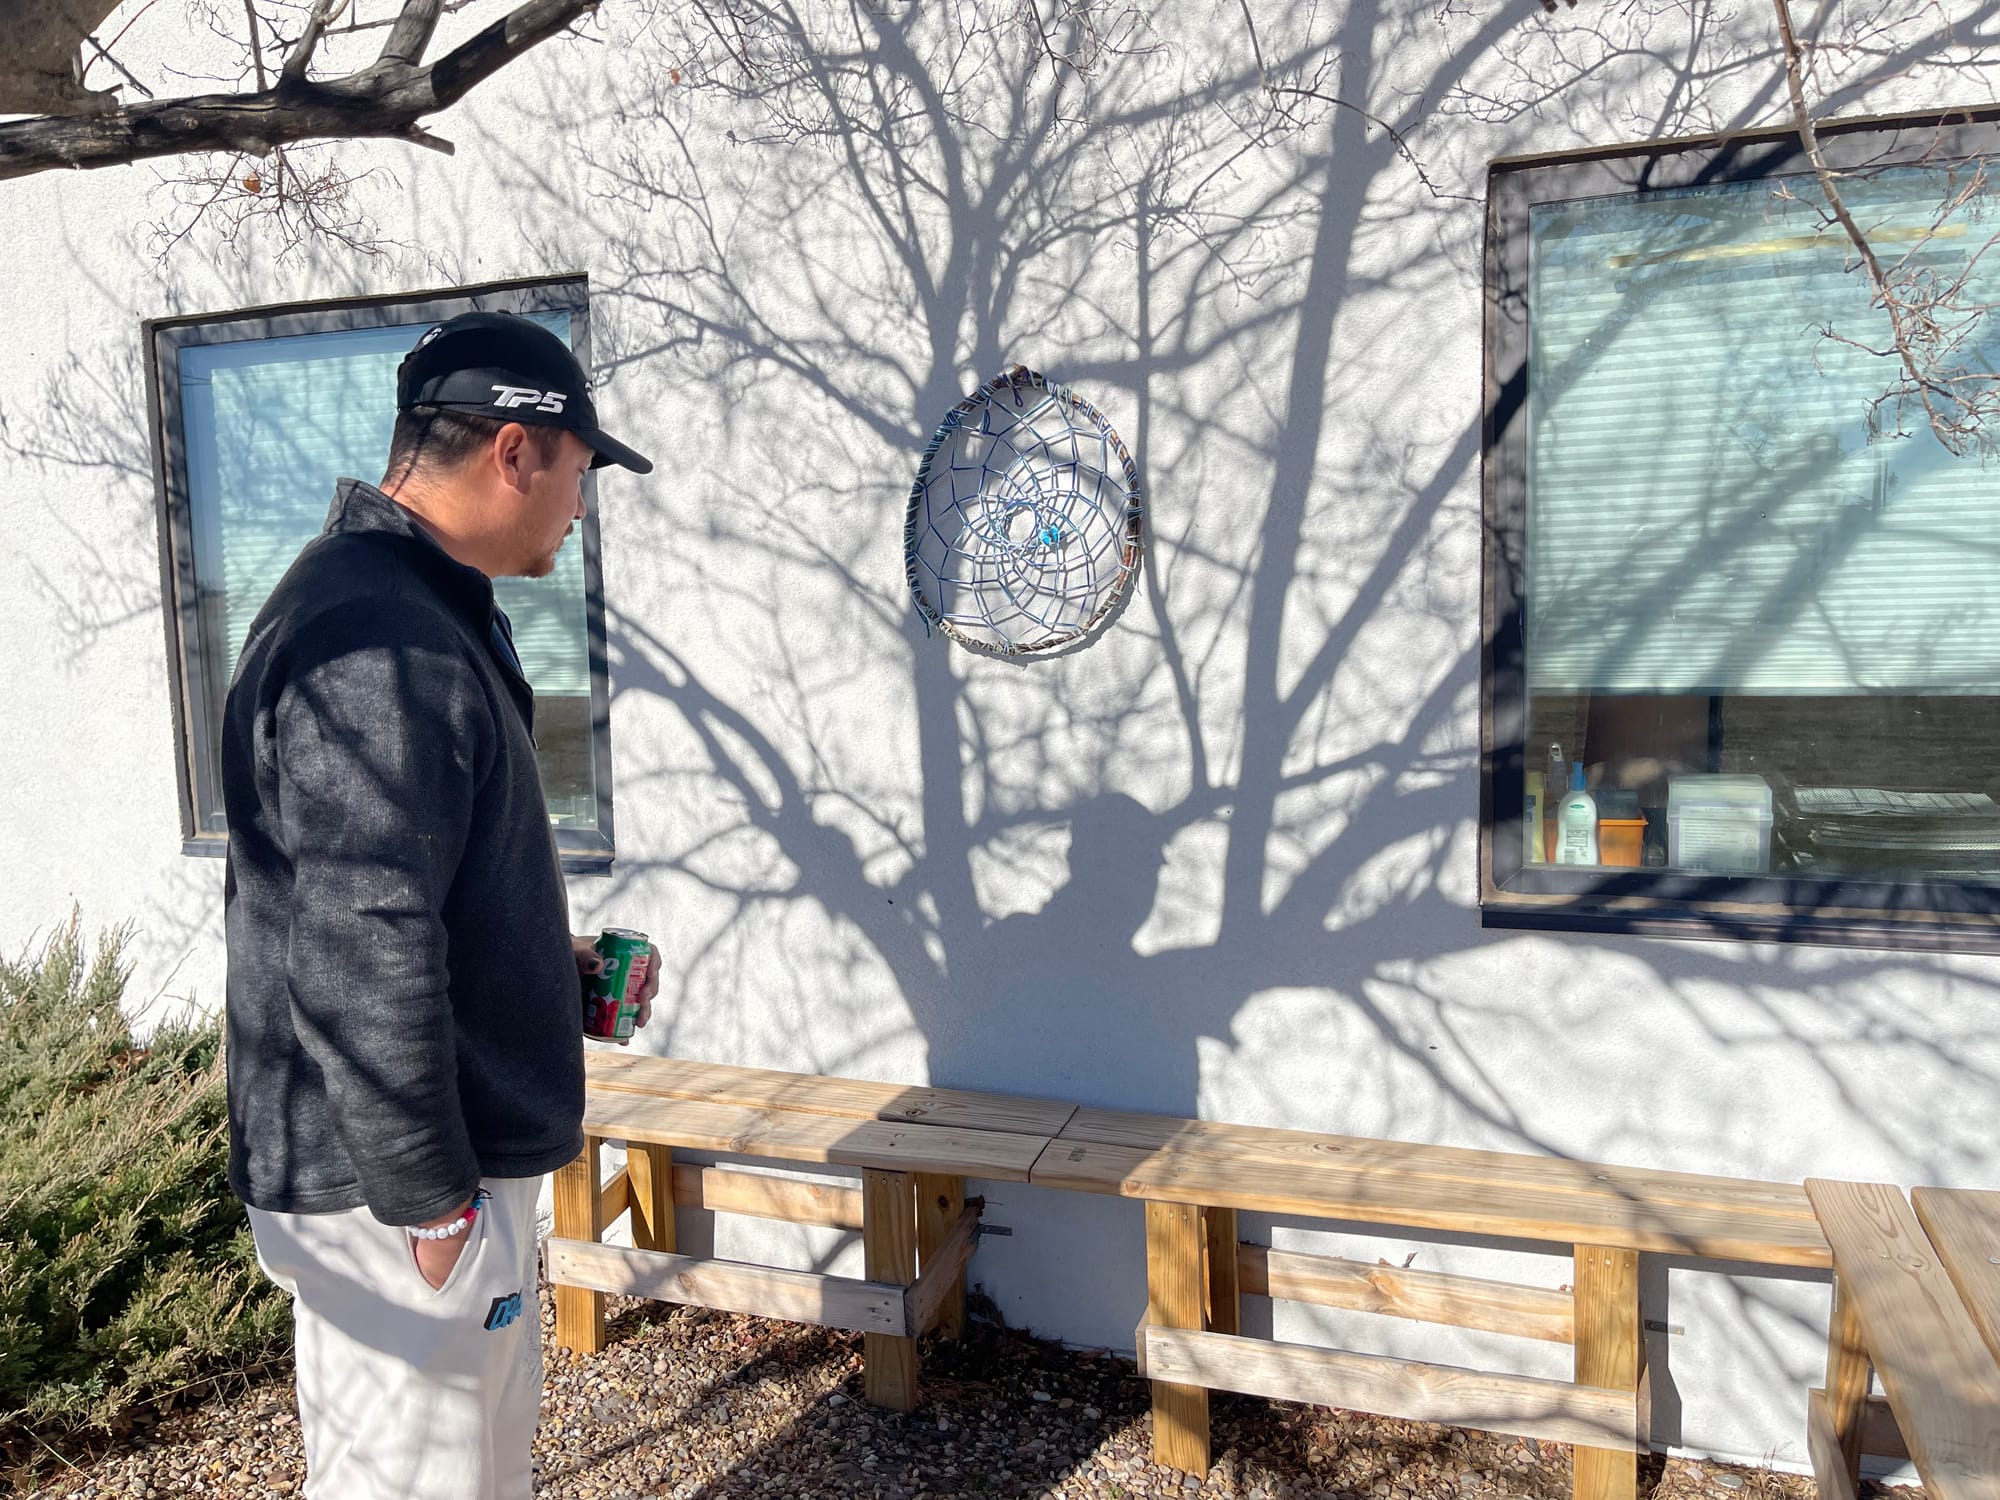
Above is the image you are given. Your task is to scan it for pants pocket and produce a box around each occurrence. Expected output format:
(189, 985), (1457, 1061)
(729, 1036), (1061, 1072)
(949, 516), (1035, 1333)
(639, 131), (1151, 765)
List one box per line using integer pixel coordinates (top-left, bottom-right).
(405, 1195), (488, 1300)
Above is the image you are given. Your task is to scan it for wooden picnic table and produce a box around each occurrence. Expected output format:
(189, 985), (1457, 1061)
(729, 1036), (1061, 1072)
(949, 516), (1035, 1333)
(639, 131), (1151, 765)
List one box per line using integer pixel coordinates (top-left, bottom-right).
(1804, 1180), (2000, 1500)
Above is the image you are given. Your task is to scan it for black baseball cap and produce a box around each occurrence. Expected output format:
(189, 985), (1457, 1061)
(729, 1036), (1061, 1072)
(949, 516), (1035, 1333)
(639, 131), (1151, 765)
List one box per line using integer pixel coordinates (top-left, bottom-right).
(395, 311), (653, 474)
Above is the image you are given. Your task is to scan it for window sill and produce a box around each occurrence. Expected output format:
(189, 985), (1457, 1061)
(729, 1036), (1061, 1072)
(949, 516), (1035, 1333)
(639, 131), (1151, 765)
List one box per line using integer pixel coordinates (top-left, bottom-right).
(1480, 888), (2000, 955)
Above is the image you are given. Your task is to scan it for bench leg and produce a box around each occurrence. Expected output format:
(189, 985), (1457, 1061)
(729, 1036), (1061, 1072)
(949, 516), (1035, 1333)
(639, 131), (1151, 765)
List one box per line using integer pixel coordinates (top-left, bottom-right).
(863, 1168), (920, 1411)
(1822, 1275), (1871, 1489)
(553, 1134), (606, 1354)
(915, 1173), (967, 1340)
(1147, 1200), (1212, 1475)
(1572, 1244), (1642, 1500)
(1204, 1206), (1241, 1336)
(628, 1142), (675, 1253)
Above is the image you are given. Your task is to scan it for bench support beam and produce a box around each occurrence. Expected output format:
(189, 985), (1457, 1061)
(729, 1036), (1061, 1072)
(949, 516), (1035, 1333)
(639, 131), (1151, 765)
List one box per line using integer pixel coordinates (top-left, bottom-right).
(1142, 1326), (1643, 1450)
(628, 1142), (675, 1252)
(915, 1173), (968, 1340)
(1148, 1200), (1213, 1474)
(1821, 1276), (1871, 1491)
(596, 1167), (629, 1230)
(553, 1134), (607, 1354)
(672, 1162), (865, 1228)
(1807, 1388), (1862, 1500)
(1205, 1206), (1240, 1337)
(863, 1168), (920, 1411)
(1239, 1242), (1576, 1344)
(1572, 1245), (1642, 1500)
(547, 1237), (908, 1334)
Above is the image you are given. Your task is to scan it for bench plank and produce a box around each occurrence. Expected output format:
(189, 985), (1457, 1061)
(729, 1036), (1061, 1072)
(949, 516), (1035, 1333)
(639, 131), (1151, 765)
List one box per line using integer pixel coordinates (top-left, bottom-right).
(585, 1091), (1050, 1180)
(1060, 1109), (1816, 1223)
(1913, 1187), (2000, 1368)
(1806, 1179), (2000, 1500)
(1035, 1140), (1830, 1265)
(588, 1052), (1079, 1136)
(1140, 1327), (1643, 1452)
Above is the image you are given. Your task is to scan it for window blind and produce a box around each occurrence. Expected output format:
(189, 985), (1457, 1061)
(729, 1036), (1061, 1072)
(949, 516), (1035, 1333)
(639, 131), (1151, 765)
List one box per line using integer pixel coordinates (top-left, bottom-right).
(1527, 163), (2000, 697)
(178, 312), (591, 696)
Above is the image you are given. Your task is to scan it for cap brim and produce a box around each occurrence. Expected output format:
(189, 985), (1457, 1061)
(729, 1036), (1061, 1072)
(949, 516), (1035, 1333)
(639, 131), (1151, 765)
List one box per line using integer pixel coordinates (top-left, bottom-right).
(579, 426), (653, 475)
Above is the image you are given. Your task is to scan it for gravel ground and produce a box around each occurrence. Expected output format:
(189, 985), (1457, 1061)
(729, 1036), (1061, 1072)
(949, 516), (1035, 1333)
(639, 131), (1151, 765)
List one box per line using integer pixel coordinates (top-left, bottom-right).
(10, 1289), (1915, 1500)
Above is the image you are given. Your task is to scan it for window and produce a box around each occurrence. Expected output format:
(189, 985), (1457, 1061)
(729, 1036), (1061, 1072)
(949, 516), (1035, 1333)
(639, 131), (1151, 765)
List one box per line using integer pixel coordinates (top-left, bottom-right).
(1482, 106), (2000, 947)
(149, 277), (616, 870)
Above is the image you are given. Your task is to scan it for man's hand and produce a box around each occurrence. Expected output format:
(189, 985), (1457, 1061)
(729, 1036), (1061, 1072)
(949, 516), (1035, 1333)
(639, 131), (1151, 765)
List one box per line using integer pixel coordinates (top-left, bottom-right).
(571, 933), (605, 997)
(572, 933), (658, 1045)
(412, 1199), (475, 1290)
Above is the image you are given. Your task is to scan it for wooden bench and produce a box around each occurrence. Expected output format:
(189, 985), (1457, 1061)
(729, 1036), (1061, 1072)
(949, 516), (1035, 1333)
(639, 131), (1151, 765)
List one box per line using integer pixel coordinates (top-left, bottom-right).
(1033, 1107), (1833, 1500)
(546, 1053), (1076, 1410)
(546, 1055), (1848, 1500)
(1804, 1179), (2000, 1500)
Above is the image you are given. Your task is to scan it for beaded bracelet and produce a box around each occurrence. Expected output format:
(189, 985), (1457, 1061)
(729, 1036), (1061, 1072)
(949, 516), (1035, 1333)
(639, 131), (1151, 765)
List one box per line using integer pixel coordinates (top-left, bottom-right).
(408, 1195), (483, 1240)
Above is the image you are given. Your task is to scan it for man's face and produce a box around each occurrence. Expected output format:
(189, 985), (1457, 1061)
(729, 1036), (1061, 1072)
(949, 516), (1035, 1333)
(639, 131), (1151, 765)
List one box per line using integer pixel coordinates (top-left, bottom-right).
(508, 429), (594, 579)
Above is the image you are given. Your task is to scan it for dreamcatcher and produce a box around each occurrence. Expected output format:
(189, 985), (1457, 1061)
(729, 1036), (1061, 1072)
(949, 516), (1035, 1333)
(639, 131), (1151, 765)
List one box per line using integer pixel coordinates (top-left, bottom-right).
(904, 366), (1144, 657)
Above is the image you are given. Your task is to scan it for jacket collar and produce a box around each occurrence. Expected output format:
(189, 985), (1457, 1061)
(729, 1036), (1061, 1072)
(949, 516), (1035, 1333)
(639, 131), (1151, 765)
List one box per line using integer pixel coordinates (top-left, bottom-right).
(323, 478), (538, 732)
(324, 478), (495, 622)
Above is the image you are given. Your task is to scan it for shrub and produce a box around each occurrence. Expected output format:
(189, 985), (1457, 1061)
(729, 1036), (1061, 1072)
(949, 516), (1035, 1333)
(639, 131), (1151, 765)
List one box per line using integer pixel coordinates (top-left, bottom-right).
(0, 915), (289, 1448)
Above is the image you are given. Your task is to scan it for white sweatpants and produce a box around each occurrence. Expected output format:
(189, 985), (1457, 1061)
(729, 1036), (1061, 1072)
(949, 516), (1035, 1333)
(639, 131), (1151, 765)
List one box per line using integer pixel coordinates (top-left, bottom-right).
(248, 1176), (545, 1500)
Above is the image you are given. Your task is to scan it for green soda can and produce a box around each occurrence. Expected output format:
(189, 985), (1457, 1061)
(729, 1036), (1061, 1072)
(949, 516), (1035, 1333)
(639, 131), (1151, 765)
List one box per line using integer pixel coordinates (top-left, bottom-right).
(584, 928), (651, 1041)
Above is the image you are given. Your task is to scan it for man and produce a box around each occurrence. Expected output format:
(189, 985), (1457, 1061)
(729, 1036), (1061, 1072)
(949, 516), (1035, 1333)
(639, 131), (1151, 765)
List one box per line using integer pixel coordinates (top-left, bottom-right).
(221, 311), (656, 1500)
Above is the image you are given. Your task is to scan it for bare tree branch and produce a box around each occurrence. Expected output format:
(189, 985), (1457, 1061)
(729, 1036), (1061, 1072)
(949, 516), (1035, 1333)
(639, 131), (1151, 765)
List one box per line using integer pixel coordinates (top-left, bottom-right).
(1771, 0), (2000, 455)
(376, 0), (444, 70)
(151, 144), (411, 261)
(83, 34), (156, 99)
(0, 0), (597, 182)
(244, 0), (271, 90)
(280, 0), (351, 84)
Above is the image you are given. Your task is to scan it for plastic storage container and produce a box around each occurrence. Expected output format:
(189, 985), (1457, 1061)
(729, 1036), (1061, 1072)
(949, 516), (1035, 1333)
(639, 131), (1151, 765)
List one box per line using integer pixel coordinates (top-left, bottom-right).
(1668, 774), (1773, 874)
(1595, 789), (1645, 868)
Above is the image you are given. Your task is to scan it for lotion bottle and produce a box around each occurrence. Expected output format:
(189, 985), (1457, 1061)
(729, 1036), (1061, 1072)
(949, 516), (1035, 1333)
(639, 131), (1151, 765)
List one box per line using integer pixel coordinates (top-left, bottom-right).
(1556, 761), (1599, 865)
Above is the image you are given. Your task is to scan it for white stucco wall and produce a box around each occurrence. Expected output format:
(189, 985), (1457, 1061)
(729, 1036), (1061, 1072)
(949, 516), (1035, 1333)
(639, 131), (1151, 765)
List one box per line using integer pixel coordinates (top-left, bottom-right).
(4, 0), (1998, 1471)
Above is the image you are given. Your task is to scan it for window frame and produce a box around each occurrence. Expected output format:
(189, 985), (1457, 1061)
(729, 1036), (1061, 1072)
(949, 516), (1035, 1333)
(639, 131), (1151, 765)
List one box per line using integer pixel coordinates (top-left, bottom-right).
(146, 274), (618, 874)
(1480, 103), (2000, 952)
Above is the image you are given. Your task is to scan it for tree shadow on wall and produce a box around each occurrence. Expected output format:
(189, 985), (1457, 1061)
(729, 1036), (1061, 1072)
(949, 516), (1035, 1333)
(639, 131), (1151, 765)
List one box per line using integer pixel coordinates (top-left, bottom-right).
(472, 0), (2000, 1178)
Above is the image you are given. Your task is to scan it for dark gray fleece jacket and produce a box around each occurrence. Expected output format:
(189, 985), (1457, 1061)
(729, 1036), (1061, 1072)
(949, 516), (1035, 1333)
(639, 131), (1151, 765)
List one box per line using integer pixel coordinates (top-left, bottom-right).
(222, 478), (584, 1226)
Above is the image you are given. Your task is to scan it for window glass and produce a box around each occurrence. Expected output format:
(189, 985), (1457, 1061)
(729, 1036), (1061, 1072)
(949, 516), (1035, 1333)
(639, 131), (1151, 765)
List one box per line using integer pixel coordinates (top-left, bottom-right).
(175, 312), (600, 832)
(1522, 161), (2000, 886)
